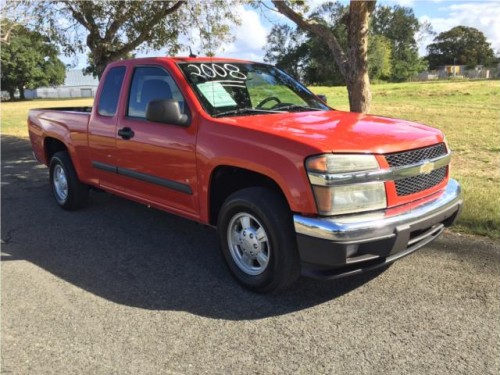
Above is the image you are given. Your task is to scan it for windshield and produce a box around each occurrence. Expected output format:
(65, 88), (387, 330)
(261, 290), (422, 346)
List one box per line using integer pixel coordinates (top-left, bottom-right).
(178, 62), (330, 117)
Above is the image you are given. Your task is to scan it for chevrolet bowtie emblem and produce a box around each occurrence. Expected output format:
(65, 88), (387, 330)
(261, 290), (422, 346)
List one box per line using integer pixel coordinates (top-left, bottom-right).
(419, 161), (435, 175)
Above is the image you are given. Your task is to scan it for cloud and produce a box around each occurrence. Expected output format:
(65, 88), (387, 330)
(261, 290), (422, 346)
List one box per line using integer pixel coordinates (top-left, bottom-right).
(392, 0), (415, 6)
(215, 6), (270, 62)
(172, 5), (269, 62)
(419, 2), (500, 55)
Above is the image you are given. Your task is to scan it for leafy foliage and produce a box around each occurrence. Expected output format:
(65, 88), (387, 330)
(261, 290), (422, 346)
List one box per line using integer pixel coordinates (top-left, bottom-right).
(268, 0), (376, 113)
(368, 35), (392, 81)
(264, 2), (427, 84)
(303, 2), (347, 85)
(264, 24), (308, 80)
(371, 5), (427, 81)
(25, 0), (240, 78)
(0, 23), (65, 99)
(263, 2), (346, 85)
(426, 26), (496, 69)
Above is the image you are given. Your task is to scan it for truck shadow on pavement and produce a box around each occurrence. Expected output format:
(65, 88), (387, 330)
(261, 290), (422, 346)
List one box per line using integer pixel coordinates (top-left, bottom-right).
(2, 135), (386, 320)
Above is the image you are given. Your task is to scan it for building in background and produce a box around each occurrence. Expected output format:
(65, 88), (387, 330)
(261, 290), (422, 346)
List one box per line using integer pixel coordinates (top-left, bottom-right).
(25, 70), (99, 99)
(437, 65), (466, 78)
(417, 64), (495, 81)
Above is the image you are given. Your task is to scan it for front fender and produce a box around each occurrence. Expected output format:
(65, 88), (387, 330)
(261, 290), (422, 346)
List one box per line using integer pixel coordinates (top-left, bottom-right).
(196, 120), (320, 222)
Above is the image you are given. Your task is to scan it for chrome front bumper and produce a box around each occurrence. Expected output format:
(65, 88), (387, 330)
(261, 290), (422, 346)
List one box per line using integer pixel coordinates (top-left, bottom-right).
(293, 179), (462, 279)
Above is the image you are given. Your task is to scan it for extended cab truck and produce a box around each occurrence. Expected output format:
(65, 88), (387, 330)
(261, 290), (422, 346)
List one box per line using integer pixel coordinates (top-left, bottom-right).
(28, 57), (463, 292)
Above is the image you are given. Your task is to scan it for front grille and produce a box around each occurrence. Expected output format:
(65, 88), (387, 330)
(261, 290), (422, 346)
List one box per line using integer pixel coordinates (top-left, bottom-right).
(395, 166), (447, 196)
(386, 143), (447, 167)
(385, 144), (448, 196)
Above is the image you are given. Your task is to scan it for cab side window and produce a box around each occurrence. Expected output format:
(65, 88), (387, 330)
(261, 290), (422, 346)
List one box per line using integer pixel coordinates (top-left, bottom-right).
(127, 67), (186, 119)
(98, 66), (126, 116)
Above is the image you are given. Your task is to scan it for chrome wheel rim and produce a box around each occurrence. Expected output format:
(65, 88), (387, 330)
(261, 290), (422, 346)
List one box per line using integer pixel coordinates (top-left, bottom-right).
(227, 212), (270, 276)
(53, 164), (68, 202)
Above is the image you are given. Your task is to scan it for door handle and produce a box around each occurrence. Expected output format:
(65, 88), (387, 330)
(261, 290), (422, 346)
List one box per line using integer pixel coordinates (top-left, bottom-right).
(118, 127), (135, 140)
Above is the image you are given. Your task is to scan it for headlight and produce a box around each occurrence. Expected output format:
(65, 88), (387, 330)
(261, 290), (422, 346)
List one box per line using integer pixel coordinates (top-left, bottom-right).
(311, 182), (387, 215)
(306, 154), (379, 173)
(306, 154), (387, 215)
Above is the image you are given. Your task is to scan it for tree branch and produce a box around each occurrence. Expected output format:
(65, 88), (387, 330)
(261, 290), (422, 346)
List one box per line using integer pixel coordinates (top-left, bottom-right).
(0, 24), (15, 44)
(104, 2), (127, 42)
(110, 1), (186, 59)
(80, 2), (100, 36)
(62, 1), (92, 33)
(271, 0), (348, 76)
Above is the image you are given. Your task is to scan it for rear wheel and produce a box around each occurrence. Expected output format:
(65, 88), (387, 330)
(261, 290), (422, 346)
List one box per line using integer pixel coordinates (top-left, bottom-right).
(49, 151), (89, 210)
(218, 187), (300, 293)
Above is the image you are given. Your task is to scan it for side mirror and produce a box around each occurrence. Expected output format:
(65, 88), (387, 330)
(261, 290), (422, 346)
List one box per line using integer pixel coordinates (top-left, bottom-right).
(317, 94), (327, 103)
(146, 99), (190, 127)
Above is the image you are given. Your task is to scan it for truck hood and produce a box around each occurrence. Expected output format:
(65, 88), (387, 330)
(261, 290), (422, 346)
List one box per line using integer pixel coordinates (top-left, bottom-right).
(217, 110), (444, 154)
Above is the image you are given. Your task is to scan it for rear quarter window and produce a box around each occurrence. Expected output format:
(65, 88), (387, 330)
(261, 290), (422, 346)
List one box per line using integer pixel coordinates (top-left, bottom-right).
(98, 66), (126, 116)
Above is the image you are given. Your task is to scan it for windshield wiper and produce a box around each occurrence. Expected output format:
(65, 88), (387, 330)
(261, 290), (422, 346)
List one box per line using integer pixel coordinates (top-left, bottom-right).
(275, 104), (324, 112)
(213, 108), (283, 118)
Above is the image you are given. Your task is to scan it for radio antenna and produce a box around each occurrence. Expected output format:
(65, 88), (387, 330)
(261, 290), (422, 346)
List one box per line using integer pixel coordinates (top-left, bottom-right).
(189, 47), (197, 58)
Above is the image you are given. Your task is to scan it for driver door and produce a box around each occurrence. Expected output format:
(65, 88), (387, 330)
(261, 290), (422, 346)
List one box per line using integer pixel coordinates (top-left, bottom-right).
(112, 66), (199, 218)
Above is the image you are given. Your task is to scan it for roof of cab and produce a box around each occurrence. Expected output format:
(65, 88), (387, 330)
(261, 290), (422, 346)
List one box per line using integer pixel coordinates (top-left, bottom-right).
(107, 56), (259, 67)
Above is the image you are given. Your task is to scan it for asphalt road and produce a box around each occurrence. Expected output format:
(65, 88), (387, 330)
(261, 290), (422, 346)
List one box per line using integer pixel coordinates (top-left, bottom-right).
(2, 134), (499, 374)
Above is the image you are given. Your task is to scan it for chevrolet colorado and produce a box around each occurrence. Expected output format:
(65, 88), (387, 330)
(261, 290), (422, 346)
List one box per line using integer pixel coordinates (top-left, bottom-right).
(28, 57), (462, 292)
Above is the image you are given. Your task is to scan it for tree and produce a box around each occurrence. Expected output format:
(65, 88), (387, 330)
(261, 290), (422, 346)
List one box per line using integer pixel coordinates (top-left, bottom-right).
(426, 26), (496, 69)
(1, 1), (32, 44)
(25, 0), (240, 78)
(269, 0), (376, 113)
(0, 24), (65, 99)
(264, 24), (309, 80)
(1, 15), (20, 45)
(302, 2), (347, 86)
(304, 36), (344, 85)
(264, 3), (392, 86)
(263, 2), (429, 87)
(264, 3), (347, 86)
(371, 5), (427, 81)
(368, 35), (392, 81)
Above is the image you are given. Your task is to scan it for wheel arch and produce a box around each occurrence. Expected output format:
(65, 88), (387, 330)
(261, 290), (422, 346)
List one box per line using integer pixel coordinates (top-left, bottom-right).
(208, 165), (290, 226)
(44, 137), (68, 164)
(43, 136), (87, 183)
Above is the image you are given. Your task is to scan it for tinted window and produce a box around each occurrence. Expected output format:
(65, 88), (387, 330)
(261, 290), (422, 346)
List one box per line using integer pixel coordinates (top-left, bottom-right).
(127, 66), (186, 118)
(98, 66), (126, 116)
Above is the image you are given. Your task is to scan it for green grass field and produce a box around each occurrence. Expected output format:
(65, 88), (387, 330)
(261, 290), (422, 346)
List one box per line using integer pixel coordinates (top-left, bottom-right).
(2, 80), (499, 238)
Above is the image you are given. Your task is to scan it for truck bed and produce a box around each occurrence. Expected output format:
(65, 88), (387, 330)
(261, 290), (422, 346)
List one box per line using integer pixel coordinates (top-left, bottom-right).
(28, 107), (92, 165)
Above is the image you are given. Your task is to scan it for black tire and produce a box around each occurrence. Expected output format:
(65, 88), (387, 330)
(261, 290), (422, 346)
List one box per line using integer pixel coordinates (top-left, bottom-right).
(49, 151), (89, 210)
(217, 187), (301, 293)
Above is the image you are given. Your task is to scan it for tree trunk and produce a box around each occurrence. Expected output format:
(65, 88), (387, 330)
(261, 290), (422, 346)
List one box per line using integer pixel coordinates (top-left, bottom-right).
(8, 89), (15, 101)
(18, 86), (25, 100)
(271, 0), (375, 113)
(93, 54), (121, 80)
(90, 44), (127, 79)
(95, 60), (107, 80)
(346, 1), (373, 113)
(87, 34), (107, 79)
(346, 73), (371, 113)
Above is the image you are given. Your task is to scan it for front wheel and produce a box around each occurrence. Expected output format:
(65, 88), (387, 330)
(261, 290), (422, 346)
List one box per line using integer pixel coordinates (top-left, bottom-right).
(49, 151), (89, 210)
(217, 187), (300, 293)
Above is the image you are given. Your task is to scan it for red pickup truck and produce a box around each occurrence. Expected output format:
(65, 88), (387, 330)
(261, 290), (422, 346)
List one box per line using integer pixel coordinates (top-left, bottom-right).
(28, 57), (462, 292)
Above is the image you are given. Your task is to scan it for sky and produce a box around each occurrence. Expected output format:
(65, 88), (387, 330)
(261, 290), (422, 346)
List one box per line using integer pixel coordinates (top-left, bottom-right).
(63, 0), (500, 68)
